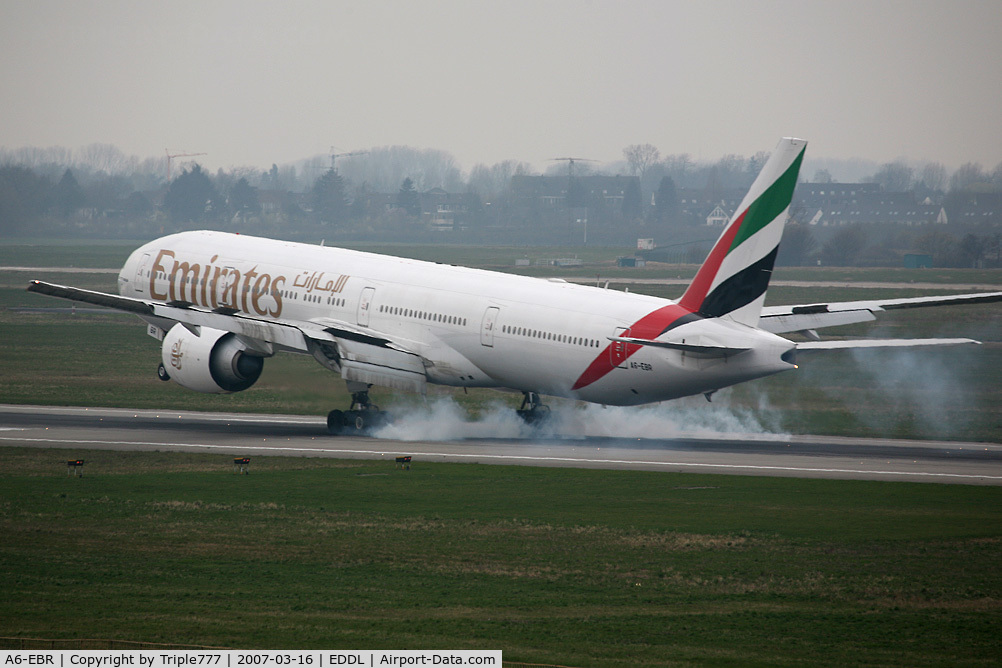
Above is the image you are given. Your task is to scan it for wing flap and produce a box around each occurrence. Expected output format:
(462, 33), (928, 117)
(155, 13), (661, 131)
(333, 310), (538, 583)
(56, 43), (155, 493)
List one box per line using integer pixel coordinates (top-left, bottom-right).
(336, 338), (428, 394)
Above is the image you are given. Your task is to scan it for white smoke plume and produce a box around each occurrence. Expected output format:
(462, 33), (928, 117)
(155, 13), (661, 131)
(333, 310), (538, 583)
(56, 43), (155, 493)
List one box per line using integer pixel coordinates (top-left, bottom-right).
(372, 392), (783, 442)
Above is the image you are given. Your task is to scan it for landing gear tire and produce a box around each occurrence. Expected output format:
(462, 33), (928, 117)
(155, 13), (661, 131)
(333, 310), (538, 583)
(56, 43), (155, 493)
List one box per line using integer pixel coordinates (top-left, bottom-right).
(327, 410), (344, 433)
(326, 387), (391, 435)
(157, 363), (171, 382)
(353, 412), (367, 432)
(516, 391), (551, 426)
(327, 409), (388, 435)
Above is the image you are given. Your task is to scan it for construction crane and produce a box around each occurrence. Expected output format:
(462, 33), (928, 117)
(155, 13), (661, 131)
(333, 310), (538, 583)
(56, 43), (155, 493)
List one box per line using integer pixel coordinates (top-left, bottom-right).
(305, 149), (368, 175)
(328, 148), (367, 171)
(165, 149), (207, 182)
(550, 157), (597, 178)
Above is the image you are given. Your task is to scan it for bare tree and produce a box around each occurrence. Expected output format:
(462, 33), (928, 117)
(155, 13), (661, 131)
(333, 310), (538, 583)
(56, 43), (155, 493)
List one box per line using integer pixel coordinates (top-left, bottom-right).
(662, 153), (693, 186)
(950, 162), (987, 192)
(872, 161), (914, 192)
(623, 144), (660, 181)
(468, 160), (533, 198)
(920, 162), (947, 191)
(813, 169), (834, 183)
(713, 154), (749, 188)
(992, 162), (1002, 190)
(76, 143), (135, 175)
(339, 146), (463, 193)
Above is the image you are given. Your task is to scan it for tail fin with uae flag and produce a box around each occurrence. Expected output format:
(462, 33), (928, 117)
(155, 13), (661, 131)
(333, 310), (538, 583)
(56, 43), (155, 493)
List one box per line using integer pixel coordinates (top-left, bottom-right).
(678, 137), (807, 327)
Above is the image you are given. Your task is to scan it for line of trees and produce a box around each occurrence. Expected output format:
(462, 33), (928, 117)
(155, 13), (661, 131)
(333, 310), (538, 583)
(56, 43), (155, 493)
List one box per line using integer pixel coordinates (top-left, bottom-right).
(2, 142), (1001, 268)
(775, 223), (1002, 268)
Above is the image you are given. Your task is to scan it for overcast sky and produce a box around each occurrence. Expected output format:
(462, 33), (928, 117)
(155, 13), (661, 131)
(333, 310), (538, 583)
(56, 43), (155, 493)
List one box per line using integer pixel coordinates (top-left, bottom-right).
(2, 0), (1000, 174)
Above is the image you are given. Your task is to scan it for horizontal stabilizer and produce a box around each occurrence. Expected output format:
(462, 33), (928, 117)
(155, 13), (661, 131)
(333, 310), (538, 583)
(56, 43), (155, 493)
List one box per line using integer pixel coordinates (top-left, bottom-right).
(796, 338), (980, 351)
(759, 308), (876, 334)
(761, 292), (1002, 335)
(609, 335), (750, 356)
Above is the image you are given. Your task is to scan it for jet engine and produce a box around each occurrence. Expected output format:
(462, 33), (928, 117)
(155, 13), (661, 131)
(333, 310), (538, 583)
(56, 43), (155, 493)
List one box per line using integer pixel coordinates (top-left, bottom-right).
(159, 323), (265, 393)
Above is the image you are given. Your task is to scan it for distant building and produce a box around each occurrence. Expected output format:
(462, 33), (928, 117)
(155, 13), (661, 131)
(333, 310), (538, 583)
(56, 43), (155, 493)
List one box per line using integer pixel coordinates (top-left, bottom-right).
(670, 182), (951, 227)
(705, 205), (730, 226)
(421, 187), (468, 232)
(794, 183), (946, 226)
(676, 187), (745, 226)
(511, 174), (640, 212)
(945, 192), (1001, 226)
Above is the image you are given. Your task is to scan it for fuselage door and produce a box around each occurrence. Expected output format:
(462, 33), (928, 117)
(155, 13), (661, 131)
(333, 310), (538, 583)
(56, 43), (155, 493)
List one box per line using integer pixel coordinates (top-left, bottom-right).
(133, 253), (151, 293)
(611, 327), (631, 368)
(480, 306), (500, 347)
(357, 287), (375, 327)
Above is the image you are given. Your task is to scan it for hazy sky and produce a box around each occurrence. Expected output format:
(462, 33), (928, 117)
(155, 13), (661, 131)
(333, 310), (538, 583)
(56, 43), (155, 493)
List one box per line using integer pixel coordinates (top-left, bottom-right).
(2, 0), (1000, 174)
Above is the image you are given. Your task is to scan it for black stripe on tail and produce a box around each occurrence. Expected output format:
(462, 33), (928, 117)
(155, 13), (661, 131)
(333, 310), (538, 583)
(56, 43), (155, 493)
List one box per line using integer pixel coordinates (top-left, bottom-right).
(696, 246), (779, 319)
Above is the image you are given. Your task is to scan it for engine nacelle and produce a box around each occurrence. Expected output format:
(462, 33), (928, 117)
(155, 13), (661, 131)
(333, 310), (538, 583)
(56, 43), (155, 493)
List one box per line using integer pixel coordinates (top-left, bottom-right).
(161, 324), (265, 394)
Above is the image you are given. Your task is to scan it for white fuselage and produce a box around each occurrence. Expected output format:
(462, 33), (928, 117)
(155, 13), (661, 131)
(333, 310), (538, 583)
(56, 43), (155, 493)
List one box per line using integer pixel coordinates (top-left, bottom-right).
(118, 231), (795, 406)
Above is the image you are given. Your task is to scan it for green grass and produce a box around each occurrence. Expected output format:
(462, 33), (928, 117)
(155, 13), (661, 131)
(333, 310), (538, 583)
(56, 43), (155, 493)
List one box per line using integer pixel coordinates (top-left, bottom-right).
(0, 240), (135, 269)
(1, 447), (1000, 666)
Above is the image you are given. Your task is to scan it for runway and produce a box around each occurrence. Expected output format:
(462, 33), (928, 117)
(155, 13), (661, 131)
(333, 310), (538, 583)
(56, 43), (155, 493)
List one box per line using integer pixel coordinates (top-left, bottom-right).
(1, 404), (1001, 485)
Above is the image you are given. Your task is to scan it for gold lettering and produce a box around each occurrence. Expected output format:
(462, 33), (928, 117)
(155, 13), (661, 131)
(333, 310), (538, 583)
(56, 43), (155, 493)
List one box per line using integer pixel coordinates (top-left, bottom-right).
(222, 268), (241, 308)
(170, 261), (200, 303)
(241, 266), (260, 313)
(201, 255), (218, 307)
(251, 273), (271, 316)
(210, 265), (223, 308)
(269, 276), (285, 317)
(149, 249), (174, 301)
(148, 248), (301, 321)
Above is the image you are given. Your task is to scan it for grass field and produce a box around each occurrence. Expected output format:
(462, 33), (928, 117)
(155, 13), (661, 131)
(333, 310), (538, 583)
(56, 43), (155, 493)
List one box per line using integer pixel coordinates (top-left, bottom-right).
(2, 447), (1001, 666)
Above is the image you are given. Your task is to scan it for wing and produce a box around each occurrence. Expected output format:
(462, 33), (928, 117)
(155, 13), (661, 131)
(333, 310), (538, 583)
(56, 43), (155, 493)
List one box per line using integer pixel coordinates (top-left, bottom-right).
(26, 280), (428, 393)
(759, 291), (1002, 335)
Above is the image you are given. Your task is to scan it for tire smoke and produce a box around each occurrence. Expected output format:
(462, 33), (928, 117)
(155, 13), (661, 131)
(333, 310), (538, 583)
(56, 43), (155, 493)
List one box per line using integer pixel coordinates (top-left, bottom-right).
(372, 392), (782, 442)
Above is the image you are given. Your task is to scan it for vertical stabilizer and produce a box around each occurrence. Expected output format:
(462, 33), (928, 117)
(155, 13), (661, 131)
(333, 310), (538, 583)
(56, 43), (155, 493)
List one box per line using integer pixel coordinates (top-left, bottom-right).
(678, 137), (806, 326)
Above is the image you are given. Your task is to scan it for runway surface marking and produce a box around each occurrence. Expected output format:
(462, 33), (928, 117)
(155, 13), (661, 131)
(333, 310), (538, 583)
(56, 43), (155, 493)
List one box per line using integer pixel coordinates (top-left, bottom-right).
(4, 435), (1000, 482)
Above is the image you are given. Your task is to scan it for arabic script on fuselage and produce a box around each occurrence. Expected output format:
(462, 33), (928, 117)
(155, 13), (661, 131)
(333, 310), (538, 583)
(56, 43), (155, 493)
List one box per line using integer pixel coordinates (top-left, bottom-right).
(149, 249), (349, 318)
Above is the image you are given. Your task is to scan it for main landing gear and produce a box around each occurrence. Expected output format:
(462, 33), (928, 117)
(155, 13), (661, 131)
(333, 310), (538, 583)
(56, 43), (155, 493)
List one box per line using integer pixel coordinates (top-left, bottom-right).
(516, 391), (551, 426)
(327, 385), (390, 435)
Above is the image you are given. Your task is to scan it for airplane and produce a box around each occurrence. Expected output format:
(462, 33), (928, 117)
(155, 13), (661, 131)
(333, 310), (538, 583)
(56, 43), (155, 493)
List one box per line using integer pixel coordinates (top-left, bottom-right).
(28, 137), (1002, 434)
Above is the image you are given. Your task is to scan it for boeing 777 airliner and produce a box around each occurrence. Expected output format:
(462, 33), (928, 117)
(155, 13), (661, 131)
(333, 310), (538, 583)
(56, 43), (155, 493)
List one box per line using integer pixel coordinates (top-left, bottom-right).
(28, 138), (1002, 433)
